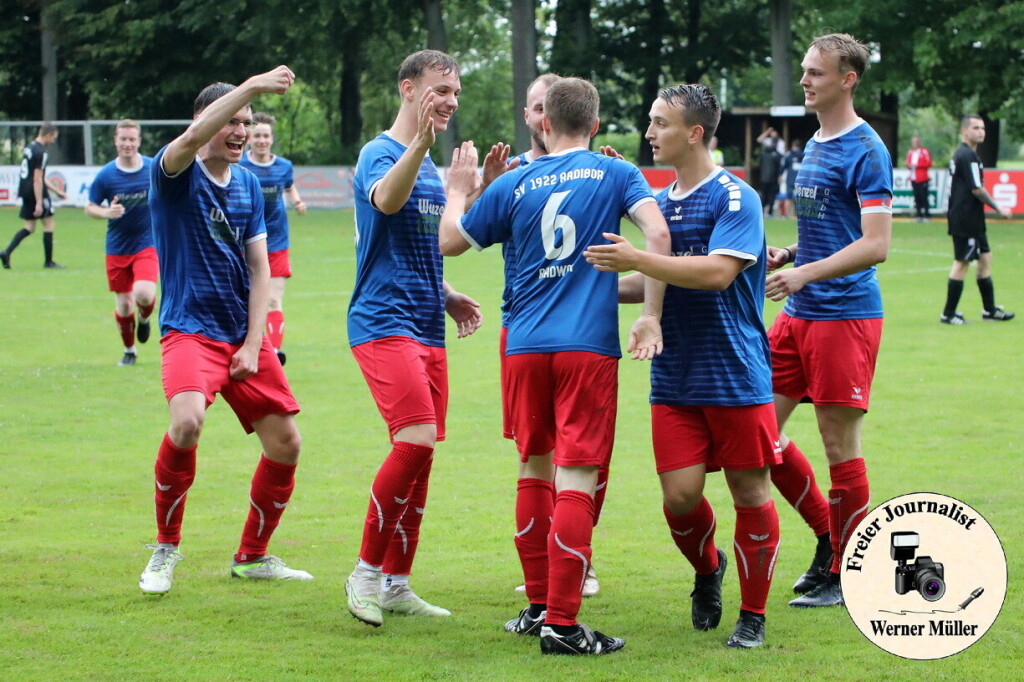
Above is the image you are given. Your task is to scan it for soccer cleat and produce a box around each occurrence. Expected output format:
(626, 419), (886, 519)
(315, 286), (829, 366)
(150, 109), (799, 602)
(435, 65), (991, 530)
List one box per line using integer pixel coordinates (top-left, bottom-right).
(381, 584), (451, 617)
(345, 570), (383, 626)
(691, 548), (727, 630)
(982, 306), (1015, 321)
(726, 610), (766, 649)
(582, 564), (600, 597)
(139, 543), (184, 595)
(137, 319), (151, 344)
(789, 572), (844, 608)
(230, 555), (313, 581)
(0, 250), (9, 269)
(793, 534), (833, 594)
(504, 607), (546, 636)
(539, 623), (625, 656)
(43, 261), (66, 269)
(939, 312), (966, 325)
(118, 351), (137, 366)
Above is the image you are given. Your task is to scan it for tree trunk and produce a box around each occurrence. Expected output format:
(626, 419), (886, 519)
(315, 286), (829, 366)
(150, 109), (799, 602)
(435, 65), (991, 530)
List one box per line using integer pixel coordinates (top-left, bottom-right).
(511, 0), (538, 154)
(551, 0), (592, 78)
(635, 0), (669, 165)
(339, 34), (365, 165)
(769, 0), (792, 106)
(423, 0), (458, 163)
(978, 112), (999, 168)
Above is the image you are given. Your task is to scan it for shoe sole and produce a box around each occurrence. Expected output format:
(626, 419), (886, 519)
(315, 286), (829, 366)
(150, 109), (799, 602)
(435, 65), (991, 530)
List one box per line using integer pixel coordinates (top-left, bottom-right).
(345, 582), (383, 627)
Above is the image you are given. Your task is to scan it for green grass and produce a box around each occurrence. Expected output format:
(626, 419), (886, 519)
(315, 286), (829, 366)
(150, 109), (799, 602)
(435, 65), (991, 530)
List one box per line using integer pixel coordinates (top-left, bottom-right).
(1, 207), (1021, 680)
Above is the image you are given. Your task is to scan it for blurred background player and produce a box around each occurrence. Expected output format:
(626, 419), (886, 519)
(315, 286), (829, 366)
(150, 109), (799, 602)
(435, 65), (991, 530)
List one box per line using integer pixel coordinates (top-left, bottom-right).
(441, 77), (670, 656)
(240, 111), (307, 365)
(941, 115), (1014, 325)
(764, 33), (893, 608)
(586, 83), (780, 649)
(905, 136), (932, 222)
(85, 119), (158, 366)
(1, 122), (68, 269)
(139, 66), (312, 595)
(345, 49), (482, 627)
(781, 139), (803, 219)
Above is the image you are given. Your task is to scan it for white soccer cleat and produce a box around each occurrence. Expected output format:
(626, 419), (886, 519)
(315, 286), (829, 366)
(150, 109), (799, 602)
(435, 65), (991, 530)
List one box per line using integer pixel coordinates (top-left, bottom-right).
(139, 543), (184, 595)
(582, 565), (600, 597)
(380, 584), (451, 617)
(230, 555), (313, 581)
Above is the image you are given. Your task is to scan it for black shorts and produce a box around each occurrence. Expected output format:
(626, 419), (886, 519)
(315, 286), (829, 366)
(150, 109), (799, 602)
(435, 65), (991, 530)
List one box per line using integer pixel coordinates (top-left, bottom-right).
(19, 194), (54, 221)
(952, 234), (989, 262)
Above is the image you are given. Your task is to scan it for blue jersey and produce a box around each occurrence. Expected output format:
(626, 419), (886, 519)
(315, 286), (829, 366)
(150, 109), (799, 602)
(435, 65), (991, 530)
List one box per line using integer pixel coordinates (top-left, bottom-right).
(89, 156), (154, 256)
(348, 134), (447, 348)
(787, 121), (893, 320)
(500, 151), (538, 328)
(651, 169), (773, 406)
(239, 153), (293, 252)
(458, 148), (654, 357)
(149, 146), (267, 344)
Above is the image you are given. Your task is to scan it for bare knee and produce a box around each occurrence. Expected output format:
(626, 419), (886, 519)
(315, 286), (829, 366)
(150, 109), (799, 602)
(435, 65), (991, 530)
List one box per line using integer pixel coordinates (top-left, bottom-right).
(168, 411), (205, 448)
(724, 467), (772, 508)
(662, 486), (704, 517)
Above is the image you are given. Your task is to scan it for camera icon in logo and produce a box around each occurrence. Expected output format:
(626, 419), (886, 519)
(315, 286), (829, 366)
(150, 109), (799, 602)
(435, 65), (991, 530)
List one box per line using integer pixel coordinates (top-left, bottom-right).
(891, 531), (945, 601)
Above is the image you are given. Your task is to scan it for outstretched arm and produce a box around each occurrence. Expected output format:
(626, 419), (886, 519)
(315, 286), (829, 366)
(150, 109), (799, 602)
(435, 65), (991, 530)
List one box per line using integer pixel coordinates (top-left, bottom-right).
(439, 141), (481, 256)
(372, 87), (437, 215)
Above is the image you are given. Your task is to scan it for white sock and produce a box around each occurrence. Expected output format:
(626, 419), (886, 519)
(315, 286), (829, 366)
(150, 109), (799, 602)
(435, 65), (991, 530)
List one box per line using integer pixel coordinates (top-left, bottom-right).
(382, 573), (409, 591)
(125, 345), (137, 354)
(356, 559), (382, 574)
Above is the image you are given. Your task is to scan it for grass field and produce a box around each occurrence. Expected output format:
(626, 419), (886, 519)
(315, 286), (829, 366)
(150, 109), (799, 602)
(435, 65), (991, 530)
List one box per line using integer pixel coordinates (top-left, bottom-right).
(1, 206), (1021, 680)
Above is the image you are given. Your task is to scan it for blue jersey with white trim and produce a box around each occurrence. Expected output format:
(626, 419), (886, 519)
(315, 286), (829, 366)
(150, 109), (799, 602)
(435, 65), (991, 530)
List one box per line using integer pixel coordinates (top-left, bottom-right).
(239, 153), (293, 252)
(348, 134), (446, 348)
(786, 121), (892, 320)
(89, 156), (154, 255)
(149, 146), (267, 344)
(500, 151), (536, 328)
(459, 148), (654, 357)
(651, 168), (773, 406)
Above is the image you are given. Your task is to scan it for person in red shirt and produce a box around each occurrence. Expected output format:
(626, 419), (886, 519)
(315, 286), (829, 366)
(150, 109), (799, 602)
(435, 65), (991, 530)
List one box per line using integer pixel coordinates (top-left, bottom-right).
(905, 137), (932, 222)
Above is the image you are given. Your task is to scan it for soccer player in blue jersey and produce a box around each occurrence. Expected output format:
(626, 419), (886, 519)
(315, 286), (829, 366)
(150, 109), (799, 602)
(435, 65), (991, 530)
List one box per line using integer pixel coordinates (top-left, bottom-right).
(763, 34), (893, 608)
(344, 50), (484, 627)
(440, 76), (671, 655)
(240, 112), (307, 365)
(584, 83), (781, 649)
(85, 120), (158, 367)
(138, 66), (314, 595)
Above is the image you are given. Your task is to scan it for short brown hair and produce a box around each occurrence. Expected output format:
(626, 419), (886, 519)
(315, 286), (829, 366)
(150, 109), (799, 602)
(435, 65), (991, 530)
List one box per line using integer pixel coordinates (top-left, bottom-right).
(39, 122), (57, 137)
(194, 82), (249, 115)
(960, 114), (983, 130)
(658, 84), (721, 146)
(544, 77), (599, 138)
(253, 112), (276, 127)
(397, 50), (459, 83)
(809, 33), (870, 86)
(116, 119), (140, 132)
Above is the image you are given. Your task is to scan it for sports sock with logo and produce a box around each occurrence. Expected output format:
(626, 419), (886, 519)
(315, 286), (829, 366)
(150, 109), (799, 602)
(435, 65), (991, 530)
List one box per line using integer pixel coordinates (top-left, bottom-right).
(545, 490), (595, 627)
(358, 441), (433, 567)
(236, 455), (297, 562)
(154, 433), (197, 545)
(828, 457), (870, 573)
(514, 477), (554, 606)
(266, 310), (285, 350)
(663, 496), (719, 575)
(382, 457), (433, 576)
(733, 501), (780, 614)
(115, 312), (136, 349)
(770, 440), (829, 535)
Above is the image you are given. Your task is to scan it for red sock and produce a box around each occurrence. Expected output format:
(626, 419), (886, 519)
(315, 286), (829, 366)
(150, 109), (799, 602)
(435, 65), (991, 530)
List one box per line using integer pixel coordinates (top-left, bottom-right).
(663, 496), (719, 575)
(266, 310), (285, 350)
(733, 501), (780, 614)
(382, 457), (433, 575)
(593, 465), (609, 526)
(828, 458), (870, 573)
(115, 312), (135, 348)
(358, 442), (433, 567)
(514, 477), (554, 605)
(770, 441), (829, 536)
(545, 490), (595, 627)
(154, 434), (196, 545)
(138, 300), (156, 321)
(235, 455), (297, 562)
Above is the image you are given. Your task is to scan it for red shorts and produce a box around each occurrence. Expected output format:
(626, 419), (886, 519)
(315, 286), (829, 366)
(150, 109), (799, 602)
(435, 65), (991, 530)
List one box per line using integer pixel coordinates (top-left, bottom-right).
(499, 327), (513, 440)
(106, 247), (159, 293)
(505, 351), (617, 467)
(268, 249), (292, 278)
(651, 403), (782, 474)
(351, 336), (448, 441)
(768, 311), (883, 410)
(160, 331), (300, 434)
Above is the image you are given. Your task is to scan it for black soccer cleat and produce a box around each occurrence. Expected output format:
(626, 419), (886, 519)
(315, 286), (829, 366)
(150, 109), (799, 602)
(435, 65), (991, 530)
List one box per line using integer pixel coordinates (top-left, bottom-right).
(793, 533), (833, 594)
(982, 306), (1015, 322)
(276, 349), (287, 366)
(0, 250), (9, 269)
(691, 548), (727, 630)
(789, 571), (844, 608)
(939, 312), (966, 325)
(43, 261), (66, 269)
(539, 624), (625, 655)
(118, 351), (137, 367)
(726, 610), (766, 649)
(137, 319), (151, 344)
(503, 606), (546, 636)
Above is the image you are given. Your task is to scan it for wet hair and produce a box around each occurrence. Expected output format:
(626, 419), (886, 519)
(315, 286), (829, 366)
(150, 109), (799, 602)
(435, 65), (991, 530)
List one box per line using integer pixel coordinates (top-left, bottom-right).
(253, 112), (276, 127)
(544, 77), (599, 138)
(39, 122), (57, 137)
(397, 50), (460, 83)
(194, 82), (249, 116)
(809, 33), (870, 86)
(658, 83), (721, 146)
